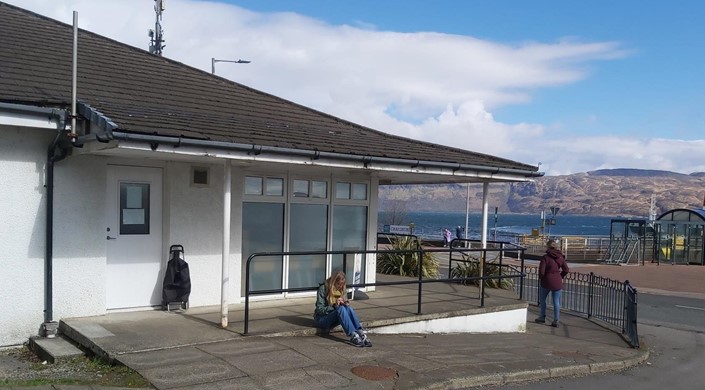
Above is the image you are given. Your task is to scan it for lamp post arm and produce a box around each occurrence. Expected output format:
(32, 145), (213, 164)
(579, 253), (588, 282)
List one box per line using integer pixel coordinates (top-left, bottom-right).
(211, 58), (252, 75)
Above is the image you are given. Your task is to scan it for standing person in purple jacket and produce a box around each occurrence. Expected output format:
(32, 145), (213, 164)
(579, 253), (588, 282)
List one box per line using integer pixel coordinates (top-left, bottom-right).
(535, 239), (570, 327)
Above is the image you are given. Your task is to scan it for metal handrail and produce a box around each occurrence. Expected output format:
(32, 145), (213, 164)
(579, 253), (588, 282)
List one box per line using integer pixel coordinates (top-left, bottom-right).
(243, 246), (526, 334)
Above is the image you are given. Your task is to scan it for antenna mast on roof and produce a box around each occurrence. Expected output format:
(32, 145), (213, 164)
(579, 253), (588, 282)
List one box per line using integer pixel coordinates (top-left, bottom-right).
(148, 0), (165, 55)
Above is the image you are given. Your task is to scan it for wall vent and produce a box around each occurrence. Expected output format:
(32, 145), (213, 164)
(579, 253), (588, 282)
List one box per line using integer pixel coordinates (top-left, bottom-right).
(191, 166), (209, 187)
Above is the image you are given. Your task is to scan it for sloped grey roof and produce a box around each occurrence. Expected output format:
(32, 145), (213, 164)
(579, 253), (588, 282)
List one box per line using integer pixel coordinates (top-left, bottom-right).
(0, 2), (539, 174)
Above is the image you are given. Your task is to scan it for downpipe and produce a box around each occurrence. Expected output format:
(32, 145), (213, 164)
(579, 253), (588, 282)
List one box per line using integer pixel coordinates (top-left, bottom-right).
(41, 131), (70, 338)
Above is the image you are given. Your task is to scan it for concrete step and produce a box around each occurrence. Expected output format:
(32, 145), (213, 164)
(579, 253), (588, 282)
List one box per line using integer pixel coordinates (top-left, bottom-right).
(29, 334), (84, 364)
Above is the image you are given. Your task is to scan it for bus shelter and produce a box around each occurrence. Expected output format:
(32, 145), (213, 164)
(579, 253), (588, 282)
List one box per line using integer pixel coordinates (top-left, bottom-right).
(654, 208), (705, 265)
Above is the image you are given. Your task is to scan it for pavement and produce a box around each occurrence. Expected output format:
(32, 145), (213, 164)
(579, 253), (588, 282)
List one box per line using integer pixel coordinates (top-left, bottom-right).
(9, 263), (698, 389)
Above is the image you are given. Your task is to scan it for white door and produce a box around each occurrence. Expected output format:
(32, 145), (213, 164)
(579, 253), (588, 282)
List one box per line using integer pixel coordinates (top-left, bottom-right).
(106, 165), (163, 309)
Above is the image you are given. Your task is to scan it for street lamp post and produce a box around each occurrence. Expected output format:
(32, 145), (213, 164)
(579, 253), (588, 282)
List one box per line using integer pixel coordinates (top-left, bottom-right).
(546, 206), (560, 238)
(211, 57), (251, 74)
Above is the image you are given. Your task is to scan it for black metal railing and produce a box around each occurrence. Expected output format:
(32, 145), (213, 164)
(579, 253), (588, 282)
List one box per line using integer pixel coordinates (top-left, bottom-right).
(516, 267), (639, 348)
(447, 238), (527, 300)
(244, 245), (526, 334)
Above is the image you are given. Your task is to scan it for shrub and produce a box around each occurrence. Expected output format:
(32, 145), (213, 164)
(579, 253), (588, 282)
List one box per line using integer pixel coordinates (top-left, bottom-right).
(450, 252), (513, 289)
(377, 235), (439, 278)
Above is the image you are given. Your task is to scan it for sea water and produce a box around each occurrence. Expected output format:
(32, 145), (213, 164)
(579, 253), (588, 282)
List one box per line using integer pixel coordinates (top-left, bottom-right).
(377, 211), (615, 240)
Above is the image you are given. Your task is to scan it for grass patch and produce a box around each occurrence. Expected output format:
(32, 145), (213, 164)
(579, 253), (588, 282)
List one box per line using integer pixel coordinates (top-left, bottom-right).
(0, 345), (151, 388)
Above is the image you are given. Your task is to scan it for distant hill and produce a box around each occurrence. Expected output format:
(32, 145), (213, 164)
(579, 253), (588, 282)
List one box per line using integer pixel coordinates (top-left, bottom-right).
(379, 169), (705, 217)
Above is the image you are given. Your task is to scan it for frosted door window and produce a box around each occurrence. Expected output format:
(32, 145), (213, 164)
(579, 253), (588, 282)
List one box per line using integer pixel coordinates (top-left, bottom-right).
(119, 182), (149, 235)
(332, 205), (367, 283)
(242, 202), (284, 293)
(289, 204), (328, 288)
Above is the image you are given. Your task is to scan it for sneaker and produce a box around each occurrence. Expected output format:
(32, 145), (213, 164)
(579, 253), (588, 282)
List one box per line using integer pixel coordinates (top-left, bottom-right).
(534, 317), (546, 324)
(551, 321), (559, 328)
(357, 329), (372, 347)
(349, 333), (365, 347)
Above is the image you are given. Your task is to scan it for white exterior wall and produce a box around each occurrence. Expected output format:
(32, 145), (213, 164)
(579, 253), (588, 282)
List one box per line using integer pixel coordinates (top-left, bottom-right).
(0, 126), (54, 346)
(165, 161), (238, 307)
(0, 127), (380, 346)
(52, 154), (108, 319)
(0, 127), (108, 346)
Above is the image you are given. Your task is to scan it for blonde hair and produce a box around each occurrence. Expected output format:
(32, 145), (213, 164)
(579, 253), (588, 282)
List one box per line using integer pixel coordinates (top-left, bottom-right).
(547, 239), (558, 249)
(325, 271), (347, 306)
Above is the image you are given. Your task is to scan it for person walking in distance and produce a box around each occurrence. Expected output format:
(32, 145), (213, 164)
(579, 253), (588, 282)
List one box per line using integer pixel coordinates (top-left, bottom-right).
(314, 271), (372, 347)
(535, 239), (570, 327)
(443, 228), (452, 247)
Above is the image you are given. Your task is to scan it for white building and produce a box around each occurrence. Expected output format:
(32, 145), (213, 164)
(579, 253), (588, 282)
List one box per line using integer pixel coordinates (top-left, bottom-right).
(0, 2), (542, 347)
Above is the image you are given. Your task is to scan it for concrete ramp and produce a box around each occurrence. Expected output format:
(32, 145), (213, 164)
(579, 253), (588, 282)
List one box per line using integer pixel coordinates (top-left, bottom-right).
(59, 280), (527, 362)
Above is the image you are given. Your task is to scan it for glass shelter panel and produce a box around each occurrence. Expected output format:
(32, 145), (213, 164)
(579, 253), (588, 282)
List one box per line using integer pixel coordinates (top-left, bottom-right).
(289, 204), (328, 289)
(242, 202), (284, 293)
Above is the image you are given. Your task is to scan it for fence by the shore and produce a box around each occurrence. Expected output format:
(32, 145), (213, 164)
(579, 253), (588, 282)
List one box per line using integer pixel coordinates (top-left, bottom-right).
(410, 232), (614, 262)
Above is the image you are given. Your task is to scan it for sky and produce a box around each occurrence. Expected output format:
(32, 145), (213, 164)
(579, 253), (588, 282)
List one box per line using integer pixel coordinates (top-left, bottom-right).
(8, 0), (705, 176)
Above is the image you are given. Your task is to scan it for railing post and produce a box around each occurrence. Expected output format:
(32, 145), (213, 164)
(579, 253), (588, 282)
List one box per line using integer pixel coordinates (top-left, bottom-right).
(498, 243), (504, 283)
(480, 249), (486, 307)
(244, 255), (251, 335)
(622, 281), (627, 334)
(417, 246), (423, 315)
(448, 242), (453, 279)
(587, 272), (594, 319)
(519, 248), (525, 301)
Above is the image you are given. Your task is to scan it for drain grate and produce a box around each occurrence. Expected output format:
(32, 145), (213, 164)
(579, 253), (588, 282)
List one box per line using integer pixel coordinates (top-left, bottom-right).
(351, 365), (398, 381)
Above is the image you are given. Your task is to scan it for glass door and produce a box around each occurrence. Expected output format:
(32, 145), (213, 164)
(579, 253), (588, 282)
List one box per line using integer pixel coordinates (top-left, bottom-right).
(672, 224), (687, 264)
(332, 205), (368, 284)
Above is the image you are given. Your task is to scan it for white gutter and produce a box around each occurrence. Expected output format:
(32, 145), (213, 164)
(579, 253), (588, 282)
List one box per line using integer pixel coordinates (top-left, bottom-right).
(84, 132), (543, 181)
(0, 102), (67, 129)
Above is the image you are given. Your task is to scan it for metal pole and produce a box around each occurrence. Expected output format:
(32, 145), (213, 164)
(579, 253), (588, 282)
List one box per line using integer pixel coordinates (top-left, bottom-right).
(220, 160), (232, 328)
(588, 272), (594, 318)
(211, 57), (216, 74)
(70, 11), (78, 141)
(493, 207), (498, 241)
(464, 183), (470, 241)
(480, 182), (489, 300)
(519, 249), (525, 300)
(417, 248), (423, 314)
(244, 256), (250, 334)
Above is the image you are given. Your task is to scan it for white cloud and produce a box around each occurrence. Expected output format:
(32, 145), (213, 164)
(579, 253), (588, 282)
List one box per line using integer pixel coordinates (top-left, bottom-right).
(10, 0), (702, 175)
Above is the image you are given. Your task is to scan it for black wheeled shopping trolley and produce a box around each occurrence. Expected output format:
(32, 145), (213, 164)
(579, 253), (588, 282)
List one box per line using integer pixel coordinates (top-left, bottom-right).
(162, 244), (191, 311)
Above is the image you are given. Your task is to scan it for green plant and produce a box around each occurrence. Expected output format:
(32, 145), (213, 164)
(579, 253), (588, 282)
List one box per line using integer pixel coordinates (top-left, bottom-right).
(377, 235), (439, 278)
(450, 253), (513, 289)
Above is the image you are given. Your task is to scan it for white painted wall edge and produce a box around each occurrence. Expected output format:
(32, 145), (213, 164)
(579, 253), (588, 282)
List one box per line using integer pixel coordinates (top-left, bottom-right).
(369, 308), (527, 334)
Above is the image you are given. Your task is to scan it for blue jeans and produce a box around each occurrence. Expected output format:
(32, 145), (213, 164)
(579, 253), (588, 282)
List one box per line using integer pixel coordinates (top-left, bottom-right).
(539, 286), (562, 322)
(315, 305), (362, 337)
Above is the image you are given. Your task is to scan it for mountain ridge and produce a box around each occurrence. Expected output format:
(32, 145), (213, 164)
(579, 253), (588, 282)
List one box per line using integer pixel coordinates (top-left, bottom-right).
(379, 168), (705, 217)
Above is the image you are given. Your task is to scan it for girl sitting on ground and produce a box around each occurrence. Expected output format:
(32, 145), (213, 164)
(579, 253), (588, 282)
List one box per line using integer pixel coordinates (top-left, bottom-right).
(314, 271), (372, 347)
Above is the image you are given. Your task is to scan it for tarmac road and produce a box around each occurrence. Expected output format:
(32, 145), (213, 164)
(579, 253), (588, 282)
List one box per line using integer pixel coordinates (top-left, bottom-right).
(638, 293), (705, 332)
(489, 294), (705, 390)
